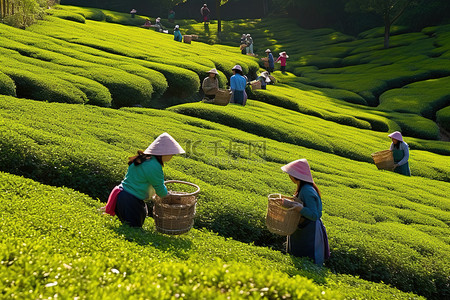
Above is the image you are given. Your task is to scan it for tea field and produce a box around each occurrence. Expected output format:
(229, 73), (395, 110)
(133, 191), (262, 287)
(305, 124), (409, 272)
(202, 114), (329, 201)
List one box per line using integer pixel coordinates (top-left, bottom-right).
(0, 4), (449, 300)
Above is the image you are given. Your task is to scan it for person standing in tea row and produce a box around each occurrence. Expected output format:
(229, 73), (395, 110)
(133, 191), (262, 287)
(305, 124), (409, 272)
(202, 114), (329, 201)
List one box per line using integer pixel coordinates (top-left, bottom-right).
(281, 158), (330, 265)
(275, 51), (289, 73)
(173, 25), (182, 42)
(388, 131), (411, 176)
(230, 64), (247, 106)
(200, 4), (210, 25)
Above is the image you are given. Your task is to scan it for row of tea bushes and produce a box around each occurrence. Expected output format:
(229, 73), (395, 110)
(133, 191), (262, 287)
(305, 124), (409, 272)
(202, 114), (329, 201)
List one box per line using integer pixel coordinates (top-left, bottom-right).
(1, 171), (427, 299)
(0, 10), (258, 107)
(0, 96), (448, 298)
(177, 17), (450, 139)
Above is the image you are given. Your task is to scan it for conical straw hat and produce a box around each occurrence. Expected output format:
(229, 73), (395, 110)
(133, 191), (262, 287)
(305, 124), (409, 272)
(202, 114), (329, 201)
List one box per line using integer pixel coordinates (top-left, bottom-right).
(143, 132), (185, 155)
(388, 131), (403, 142)
(281, 159), (314, 183)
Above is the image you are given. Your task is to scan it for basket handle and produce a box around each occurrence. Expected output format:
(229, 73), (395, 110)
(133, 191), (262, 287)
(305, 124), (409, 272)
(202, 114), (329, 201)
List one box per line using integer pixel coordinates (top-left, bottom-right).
(165, 180), (200, 196)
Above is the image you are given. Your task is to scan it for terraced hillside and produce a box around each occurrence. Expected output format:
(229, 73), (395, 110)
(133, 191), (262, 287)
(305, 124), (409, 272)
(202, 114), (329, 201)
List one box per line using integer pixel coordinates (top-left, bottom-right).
(180, 18), (450, 139)
(0, 5), (449, 299)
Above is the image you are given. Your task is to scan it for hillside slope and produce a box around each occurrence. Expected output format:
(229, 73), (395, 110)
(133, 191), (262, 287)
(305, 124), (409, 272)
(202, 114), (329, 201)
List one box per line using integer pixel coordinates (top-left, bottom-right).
(0, 5), (448, 299)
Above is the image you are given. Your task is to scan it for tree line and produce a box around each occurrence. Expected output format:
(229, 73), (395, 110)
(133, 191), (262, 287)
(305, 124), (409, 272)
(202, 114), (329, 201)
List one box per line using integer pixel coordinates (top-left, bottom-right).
(1, 0), (59, 28)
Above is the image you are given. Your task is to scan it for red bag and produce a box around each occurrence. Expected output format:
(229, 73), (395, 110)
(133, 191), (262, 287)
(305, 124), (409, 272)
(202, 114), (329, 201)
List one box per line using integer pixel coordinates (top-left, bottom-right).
(104, 186), (122, 216)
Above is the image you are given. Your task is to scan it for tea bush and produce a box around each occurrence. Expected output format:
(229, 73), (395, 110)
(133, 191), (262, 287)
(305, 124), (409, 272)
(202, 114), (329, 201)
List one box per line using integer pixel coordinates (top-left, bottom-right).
(47, 8), (86, 23)
(0, 96), (448, 298)
(1, 171), (427, 299)
(0, 12), (259, 106)
(378, 77), (450, 120)
(0, 7), (448, 298)
(179, 18), (450, 140)
(436, 106), (450, 131)
(0, 71), (16, 97)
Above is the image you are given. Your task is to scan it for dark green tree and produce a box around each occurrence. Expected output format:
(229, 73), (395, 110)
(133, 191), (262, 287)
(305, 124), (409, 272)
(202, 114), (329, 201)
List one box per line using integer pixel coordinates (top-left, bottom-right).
(216, 0), (228, 32)
(346, 0), (417, 48)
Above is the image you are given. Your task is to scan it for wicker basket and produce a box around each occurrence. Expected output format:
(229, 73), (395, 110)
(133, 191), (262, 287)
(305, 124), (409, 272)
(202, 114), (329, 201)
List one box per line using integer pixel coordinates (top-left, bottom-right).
(183, 35), (192, 44)
(153, 180), (200, 235)
(371, 150), (394, 170)
(240, 43), (247, 50)
(214, 89), (231, 106)
(266, 194), (301, 236)
(191, 34), (199, 41)
(251, 80), (261, 90)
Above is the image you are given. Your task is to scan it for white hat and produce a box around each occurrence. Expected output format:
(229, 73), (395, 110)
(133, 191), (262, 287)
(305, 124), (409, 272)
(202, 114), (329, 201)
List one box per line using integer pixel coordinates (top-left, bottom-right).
(143, 132), (185, 155)
(260, 71), (270, 82)
(175, 24), (179, 29)
(207, 68), (219, 75)
(156, 17), (161, 21)
(265, 49), (271, 53)
(232, 64), (242, 72)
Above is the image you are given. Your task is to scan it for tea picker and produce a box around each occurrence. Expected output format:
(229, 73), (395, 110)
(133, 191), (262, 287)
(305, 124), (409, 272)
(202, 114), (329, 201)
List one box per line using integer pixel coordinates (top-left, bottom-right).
(103, 132), (185, 228)
(266, 159), (330, 265)
(371, 131), (411, 176)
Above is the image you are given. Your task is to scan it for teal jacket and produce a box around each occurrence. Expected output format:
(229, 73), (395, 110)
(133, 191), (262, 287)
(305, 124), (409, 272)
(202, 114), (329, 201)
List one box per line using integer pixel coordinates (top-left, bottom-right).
(299, 184), (322, 221)
(121, 156), (168, 200)
(174, 29), (182, 42)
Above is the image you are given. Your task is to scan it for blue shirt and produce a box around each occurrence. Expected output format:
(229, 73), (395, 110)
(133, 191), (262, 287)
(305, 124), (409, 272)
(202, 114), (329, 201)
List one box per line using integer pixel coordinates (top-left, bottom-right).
(230, 74), (247, 91)
(268, 53), (274, 68)
(121, 156), (168, 200)
(299, 184), (322, 221)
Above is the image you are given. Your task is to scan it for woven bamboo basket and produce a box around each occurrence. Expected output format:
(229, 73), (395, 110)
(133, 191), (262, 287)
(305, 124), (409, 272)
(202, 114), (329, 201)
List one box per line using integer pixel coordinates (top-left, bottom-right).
(371, 150), (394, 170)
(191, 34), (199, 41)
(183, 35), (192, 44)
(214, 89), (231, 106)
(266, 194), (301, 236)
(153, 180), (200, 235)
(240, 43), (247, 50)
(251, 80), (261, 90)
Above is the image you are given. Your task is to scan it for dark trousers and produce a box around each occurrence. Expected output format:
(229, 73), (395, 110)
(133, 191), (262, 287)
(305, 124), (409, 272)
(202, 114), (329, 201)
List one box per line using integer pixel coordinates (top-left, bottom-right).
(280, 66), (286, 72)
(115, 190), (147, 227)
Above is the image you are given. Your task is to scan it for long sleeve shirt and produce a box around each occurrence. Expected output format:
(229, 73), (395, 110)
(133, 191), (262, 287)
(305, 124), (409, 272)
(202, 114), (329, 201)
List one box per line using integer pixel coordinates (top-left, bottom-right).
(174, 29), (182, 42)
(202, 77), (219, 95)
(121, 156), (168, 200)
(275, 56), (287, 66)
(390, 141), (410, 166)
(230, 74), (247, 91)
(299, 184), (322, 221)
(268, 53), (274, 68)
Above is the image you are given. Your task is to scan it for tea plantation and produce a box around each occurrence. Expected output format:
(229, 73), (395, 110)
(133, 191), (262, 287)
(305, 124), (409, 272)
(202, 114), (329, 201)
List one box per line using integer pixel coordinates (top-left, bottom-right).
(0, 4), (449, 299)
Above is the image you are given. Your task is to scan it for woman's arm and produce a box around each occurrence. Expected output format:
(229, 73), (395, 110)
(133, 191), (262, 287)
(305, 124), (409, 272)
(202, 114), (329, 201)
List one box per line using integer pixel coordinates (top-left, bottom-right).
(146, 163), (168, 197)
(299, 188), (321, 221)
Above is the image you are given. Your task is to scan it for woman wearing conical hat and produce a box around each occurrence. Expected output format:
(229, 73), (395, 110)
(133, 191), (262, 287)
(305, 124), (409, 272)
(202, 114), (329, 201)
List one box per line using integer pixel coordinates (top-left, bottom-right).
(281, 159), (330, 265)
(275, 51), (289, 73)
(103, 132), (185, 227)
(388, 131), (411, 176)
(202, 68), (219, 103)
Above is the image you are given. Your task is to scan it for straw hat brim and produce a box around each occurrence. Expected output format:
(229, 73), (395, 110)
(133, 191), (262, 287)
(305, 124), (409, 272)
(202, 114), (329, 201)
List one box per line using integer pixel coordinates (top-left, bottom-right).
(143, 132), (185, 155)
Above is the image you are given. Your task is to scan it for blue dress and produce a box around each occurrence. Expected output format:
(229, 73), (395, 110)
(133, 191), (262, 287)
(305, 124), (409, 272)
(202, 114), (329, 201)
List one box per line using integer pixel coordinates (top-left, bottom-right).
(287, 184), (330, 265)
